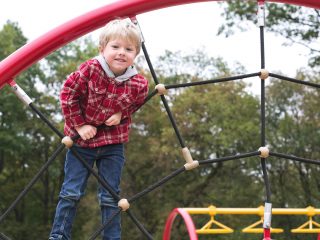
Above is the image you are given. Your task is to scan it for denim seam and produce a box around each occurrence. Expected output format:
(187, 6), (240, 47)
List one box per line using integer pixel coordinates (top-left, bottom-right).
(59, 207), (70, 237)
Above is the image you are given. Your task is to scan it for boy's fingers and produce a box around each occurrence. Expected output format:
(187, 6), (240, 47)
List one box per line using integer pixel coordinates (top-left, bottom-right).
(79, 127), (97, 140)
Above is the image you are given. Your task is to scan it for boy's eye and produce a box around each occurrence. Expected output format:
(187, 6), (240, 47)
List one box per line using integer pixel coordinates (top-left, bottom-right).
(111, 45), (119, 49)
(126, 48), (134, 52)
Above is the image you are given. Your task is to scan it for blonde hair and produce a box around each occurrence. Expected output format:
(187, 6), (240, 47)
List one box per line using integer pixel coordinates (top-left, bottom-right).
(99, 19), (141, 55)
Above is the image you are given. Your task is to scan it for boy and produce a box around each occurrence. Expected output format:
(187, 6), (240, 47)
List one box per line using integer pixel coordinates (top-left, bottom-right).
(49, 19), (149, 240)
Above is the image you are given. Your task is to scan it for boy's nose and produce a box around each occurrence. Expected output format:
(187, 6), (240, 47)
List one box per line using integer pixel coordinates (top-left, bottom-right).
(118, 48), (125, 55)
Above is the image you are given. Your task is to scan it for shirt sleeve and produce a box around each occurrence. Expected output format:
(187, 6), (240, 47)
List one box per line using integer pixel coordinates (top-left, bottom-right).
(60, 63), (90, 127)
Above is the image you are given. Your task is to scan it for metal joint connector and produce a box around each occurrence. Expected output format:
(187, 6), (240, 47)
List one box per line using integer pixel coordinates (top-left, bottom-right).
(11, 83), (33, 105)
(263, 202), (272, 229)
(130, 16), (145, 43)
(257, 1), (266, 27)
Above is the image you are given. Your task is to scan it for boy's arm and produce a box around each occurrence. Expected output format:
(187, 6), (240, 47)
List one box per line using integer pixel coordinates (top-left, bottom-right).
(60, 66), (89, 129)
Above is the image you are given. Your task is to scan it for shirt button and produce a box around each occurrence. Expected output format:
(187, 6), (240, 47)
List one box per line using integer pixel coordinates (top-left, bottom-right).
(102, 110), (106, 113)
(95, 88), (99, 92)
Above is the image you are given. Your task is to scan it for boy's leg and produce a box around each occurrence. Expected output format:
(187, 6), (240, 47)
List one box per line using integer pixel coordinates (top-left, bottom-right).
(49, 147), (95, 240)
(97, 144), (125, 240)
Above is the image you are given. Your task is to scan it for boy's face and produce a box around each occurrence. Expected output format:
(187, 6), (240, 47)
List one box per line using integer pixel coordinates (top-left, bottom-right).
(101, 38), (137, 76)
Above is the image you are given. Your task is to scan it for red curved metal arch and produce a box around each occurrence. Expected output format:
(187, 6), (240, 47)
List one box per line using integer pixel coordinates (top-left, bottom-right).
(0, 0), (319, 88)
(163, 208), (198, 240)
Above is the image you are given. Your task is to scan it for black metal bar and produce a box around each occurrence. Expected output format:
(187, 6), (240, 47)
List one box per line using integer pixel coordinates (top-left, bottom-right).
(160, 95), (185, 147)
(141, 43), (159, 85)
(260, 26), (266, 70)
(141, 42), (186, 148)
(0, 232), (11, 240)
(89, 208), (154, 240)
(126, 210), (154, 240)
(0, 143), (65, 224)
(129, 90), (158, 115)
(29, 103), (65, 139)
(260, 158), (271, 202)
(199, 151), (260, 165)
(269, 73), (320, 89)
(128, 167), (185, 203)
(270, 152), (320, 165)
(260, 25), (266, 148)
(144, 90), (158, 103)
(88, 209), (121, 240)
(166, 72), (260, 90)
(259, 22), (271, 203)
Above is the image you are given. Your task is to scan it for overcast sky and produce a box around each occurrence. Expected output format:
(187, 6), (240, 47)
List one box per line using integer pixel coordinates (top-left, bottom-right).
(0, 0), (311, 94)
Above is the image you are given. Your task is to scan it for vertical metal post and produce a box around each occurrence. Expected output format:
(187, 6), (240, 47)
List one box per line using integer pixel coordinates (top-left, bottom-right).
(258, 2), (273, 239)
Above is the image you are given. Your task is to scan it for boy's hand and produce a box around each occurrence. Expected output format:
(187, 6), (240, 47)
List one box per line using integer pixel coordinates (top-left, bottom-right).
(75, 125), (97, 140)
(105, 112), (122, 126)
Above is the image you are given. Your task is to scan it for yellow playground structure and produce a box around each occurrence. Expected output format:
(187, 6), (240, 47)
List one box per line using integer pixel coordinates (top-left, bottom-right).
(164, 205), (320, 239)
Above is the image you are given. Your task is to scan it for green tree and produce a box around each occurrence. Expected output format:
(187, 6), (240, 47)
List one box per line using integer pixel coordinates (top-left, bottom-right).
(264, 71), (320, 239)
(0, 23), (99, 239)
(218, 1), (320, 67)
(0, 21), (67, 239)
(1, 18), (319, 240)
(121, 50), (263, 239)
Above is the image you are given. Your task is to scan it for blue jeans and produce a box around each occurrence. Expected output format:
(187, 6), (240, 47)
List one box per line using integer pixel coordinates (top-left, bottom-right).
(49, 144), (125, 240)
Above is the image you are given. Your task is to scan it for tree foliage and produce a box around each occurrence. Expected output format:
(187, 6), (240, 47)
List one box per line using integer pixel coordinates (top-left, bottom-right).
(0, 22), (99, 239)
(0, 13), (319, 240)
(218, 1), (320, 67)
(0, 21), (63, 238)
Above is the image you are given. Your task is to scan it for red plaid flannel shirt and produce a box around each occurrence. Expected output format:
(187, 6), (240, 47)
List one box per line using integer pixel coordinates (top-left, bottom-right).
(60, 59), (149, 148)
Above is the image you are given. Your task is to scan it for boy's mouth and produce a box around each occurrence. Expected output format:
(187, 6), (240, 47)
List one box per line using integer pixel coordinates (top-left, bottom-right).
(115, 58), (125, 62)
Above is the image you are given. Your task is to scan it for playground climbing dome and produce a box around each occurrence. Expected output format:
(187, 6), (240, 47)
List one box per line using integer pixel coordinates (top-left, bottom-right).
(0, 0), (320, 239)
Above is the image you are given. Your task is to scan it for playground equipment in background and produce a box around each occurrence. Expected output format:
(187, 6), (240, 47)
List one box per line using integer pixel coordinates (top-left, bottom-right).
(163, 205), (320, 240)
